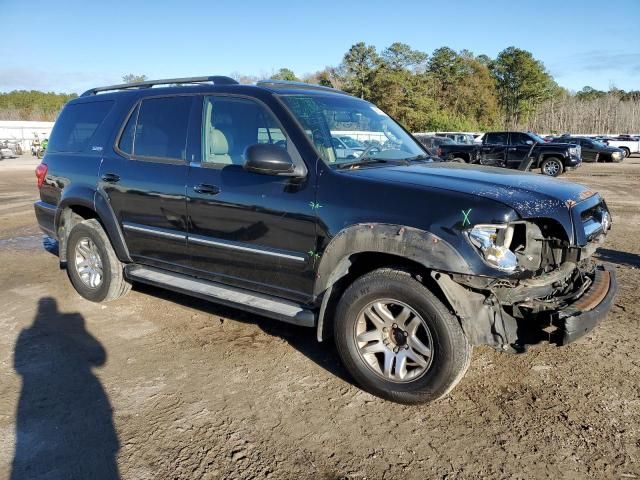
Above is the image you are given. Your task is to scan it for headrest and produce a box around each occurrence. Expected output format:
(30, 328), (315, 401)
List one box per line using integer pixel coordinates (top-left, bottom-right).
(210, 129), (229, 155)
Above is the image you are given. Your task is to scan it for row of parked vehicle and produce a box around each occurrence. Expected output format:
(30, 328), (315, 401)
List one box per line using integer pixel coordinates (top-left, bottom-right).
(414, 130), (634, 176)
(0, 140), (21, 159)
(545, 134), (639, 159)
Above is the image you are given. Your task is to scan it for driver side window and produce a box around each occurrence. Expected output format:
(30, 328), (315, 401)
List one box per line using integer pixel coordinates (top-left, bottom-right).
(202, 96), (287, 166)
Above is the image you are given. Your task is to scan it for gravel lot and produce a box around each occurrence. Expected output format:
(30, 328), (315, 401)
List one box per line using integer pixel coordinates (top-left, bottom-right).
(0, 154), (639, 480)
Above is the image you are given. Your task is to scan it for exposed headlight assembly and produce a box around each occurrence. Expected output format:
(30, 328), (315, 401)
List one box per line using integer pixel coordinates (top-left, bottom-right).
(468, 224), (518, 272)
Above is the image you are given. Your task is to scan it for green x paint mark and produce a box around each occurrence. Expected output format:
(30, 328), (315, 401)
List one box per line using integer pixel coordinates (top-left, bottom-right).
(309, 201), (323, 210)
(461, 208), (472, 227)
(308, 249), (322, 266)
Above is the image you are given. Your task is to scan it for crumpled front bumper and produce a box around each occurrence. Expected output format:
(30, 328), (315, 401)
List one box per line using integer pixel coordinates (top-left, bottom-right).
(556, 264), (617, 345)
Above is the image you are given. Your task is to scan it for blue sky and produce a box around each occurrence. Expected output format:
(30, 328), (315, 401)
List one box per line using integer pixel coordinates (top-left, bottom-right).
(2, 0), (639, 94)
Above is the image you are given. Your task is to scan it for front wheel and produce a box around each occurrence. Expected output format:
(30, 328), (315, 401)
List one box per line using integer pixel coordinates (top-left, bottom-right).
(334, 269), (472, 404)
(540, 157), (564, 177)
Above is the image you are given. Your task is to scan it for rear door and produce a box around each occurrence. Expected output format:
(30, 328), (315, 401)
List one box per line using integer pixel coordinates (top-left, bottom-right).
(185, 95), (317, 302)
(99, 95), (195, 268)
(480, 132), (508, 166)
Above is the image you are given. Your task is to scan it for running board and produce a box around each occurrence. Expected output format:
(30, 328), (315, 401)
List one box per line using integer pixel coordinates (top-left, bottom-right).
(125, 265), (315, 327)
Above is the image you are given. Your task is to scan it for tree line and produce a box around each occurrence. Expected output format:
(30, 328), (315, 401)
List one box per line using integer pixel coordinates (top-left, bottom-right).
(0, 90), (77, 121)
(1, 45), (639, 134)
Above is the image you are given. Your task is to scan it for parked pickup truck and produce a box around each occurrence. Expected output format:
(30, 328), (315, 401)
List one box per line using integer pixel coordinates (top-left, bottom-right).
(34, 77), (615, 404)
(475, 131), (582, 176)
(604, 135), (640, 158)
(413, 135), (480, 163)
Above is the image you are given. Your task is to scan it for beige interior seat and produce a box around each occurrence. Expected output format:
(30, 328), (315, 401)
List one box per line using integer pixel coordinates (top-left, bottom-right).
(207, 128), (233, 164)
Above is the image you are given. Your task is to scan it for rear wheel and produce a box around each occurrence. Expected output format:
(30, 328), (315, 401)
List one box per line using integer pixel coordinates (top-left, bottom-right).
(334, 269), (472, 404)
(620, 147), (631, 158)
(66, 219), (131, 302)
(540, 157), (564, 177)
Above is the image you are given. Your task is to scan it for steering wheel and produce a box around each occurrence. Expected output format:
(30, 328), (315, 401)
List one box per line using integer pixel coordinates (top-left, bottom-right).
(357, 143), (381, 159)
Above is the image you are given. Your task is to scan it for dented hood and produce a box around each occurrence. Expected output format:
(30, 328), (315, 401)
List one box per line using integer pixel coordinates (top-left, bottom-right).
(347, 162), (595, 218)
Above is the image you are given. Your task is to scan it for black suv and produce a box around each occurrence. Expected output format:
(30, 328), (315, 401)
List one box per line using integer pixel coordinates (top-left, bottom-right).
(550, 136), (625, 163)
(34, 76), (617, 404)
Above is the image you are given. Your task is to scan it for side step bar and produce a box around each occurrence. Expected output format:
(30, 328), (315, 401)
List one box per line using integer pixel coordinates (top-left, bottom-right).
(125, 265), (316, 328)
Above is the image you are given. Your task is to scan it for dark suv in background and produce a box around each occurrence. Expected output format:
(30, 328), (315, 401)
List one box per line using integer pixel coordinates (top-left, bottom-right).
(34, 77), (616, 403)
(550, 136), (625, 163)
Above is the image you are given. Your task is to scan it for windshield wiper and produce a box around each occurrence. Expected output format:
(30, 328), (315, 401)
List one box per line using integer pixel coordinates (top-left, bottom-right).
(404, 154), (431, 162)
(336, 157), (389, 169)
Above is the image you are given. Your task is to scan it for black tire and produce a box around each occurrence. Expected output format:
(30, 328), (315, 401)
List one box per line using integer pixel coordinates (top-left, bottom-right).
(449, 157), (466, 163)
(620, 147), (630, 158)
(540, 157), (564, 177)
(66, 219), (131, 302)
(334, 269), (472, 404)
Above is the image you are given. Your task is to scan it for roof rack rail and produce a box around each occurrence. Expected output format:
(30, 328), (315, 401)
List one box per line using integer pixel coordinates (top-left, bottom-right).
(81, 76), (239, 96)
(256, 79), (348, 95)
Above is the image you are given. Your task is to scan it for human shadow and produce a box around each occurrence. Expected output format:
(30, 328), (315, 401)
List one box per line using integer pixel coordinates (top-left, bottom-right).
(596, 248), (640, 268)
(133, 283), (353, 387)
(11, 297), (119, 480)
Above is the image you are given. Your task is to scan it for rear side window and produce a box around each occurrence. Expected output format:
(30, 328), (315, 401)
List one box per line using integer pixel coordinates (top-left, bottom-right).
(48, 101), (114, 153)
(131, 96), (192, 161)
(509, 133), (531, 145)
(118, 104), (138, 155)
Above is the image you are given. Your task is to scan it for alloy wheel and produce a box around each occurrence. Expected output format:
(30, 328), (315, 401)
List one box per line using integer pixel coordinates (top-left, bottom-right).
(74, 237), (104, 289)
(354, 299), (434, 382)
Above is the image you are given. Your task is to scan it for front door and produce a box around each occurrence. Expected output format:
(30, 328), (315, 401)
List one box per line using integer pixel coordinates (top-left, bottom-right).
(578, 139), (598, 162)
(480, 132), (508, 167)
(99, 95), (195, 268)
(186, 95), (317, 303)
(506, 132), (535, 169)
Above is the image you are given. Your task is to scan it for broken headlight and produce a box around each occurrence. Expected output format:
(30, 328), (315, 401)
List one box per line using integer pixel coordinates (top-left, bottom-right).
(468, 224), (518, 272)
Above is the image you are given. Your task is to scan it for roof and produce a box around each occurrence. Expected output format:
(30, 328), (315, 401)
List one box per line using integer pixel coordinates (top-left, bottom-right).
(79, 76), (351, 99)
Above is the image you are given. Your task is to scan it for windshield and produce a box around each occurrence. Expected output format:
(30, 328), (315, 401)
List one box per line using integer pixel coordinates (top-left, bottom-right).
(280, 94), (425, 166)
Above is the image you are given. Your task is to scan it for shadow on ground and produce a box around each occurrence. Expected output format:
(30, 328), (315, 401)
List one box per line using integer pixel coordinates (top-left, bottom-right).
(596, 248), (640, 268)
(11, 297), (119, 480)
(134, 283), (354, 387)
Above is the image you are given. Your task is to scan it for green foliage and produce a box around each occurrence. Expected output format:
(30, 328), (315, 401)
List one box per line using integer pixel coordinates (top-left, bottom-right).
(490, 47), (556, 127)
(0, 90), (77, 121)
(271, 68), (299, 81)
(340, 42), (380, 99)
(122, 74), (148, 84)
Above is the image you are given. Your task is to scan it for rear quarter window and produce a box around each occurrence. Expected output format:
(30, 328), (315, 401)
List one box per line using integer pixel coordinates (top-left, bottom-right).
(48, 101), (114, 153)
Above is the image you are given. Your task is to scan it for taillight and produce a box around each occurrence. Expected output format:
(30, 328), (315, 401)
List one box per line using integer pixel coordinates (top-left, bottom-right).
(35, 163), (48, 189)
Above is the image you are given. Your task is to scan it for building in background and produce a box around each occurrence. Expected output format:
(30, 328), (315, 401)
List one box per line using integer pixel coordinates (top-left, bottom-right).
(0, 121), (54, 151)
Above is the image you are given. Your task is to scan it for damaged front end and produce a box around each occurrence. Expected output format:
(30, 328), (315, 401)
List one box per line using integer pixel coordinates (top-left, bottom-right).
(433, 195), (617, 352)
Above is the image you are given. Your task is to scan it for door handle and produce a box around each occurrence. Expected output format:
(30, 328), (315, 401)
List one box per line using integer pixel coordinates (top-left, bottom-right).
(101, 173), (120, 183)
(508, 147), (517, 151)
(193, 184), (220, 195)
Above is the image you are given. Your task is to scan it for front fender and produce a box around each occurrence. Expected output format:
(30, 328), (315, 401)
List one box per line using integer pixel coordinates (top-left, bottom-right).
(313, 223), (472, 296)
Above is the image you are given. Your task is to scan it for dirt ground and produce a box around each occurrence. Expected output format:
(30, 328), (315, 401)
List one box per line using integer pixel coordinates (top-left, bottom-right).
(0, 154), (638, 480)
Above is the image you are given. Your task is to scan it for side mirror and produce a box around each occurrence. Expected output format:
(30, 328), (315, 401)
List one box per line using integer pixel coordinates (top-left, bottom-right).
(244, 143), (295, 175)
